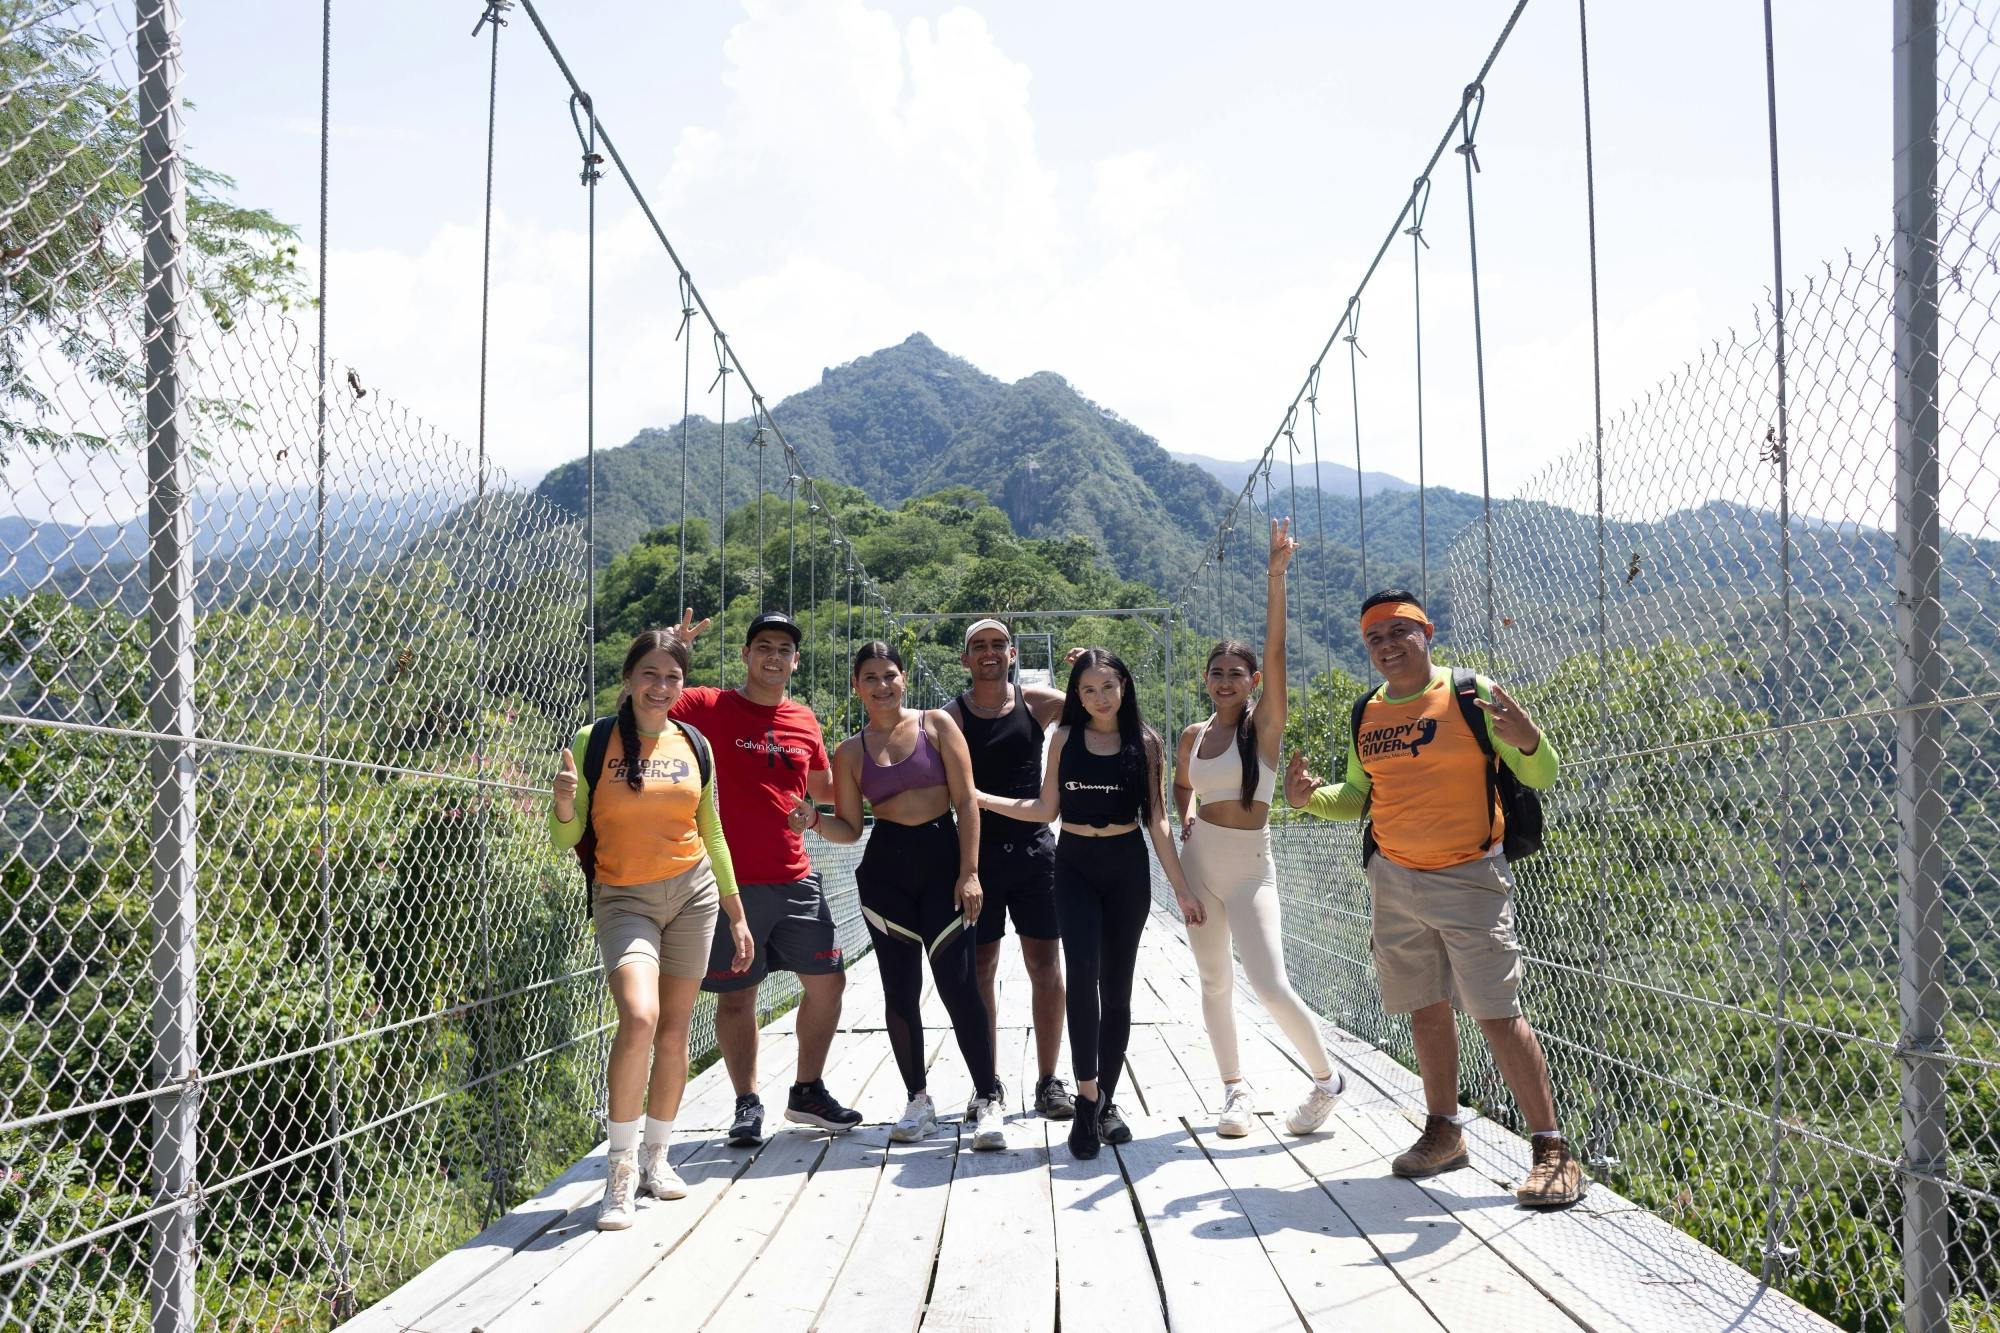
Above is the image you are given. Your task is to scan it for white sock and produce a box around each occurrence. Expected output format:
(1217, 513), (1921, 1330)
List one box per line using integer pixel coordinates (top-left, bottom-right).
(644, 1116), (676, 1148)
(607, 1117), (641, 1155)
(1314, 1072), (1342, 1092)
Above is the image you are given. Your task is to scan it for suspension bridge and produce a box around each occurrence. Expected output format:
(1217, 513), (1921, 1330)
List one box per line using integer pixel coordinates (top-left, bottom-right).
(1, 2), (1993, 1332)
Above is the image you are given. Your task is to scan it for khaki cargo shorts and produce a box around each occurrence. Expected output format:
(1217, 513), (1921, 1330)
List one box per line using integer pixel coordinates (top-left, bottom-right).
(1366, 852), (1523, 1020)
(593, 860), (721, 981)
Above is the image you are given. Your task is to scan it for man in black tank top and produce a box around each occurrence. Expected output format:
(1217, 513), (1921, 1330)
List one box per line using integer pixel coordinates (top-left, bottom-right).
(945, 618), (1073, 1120)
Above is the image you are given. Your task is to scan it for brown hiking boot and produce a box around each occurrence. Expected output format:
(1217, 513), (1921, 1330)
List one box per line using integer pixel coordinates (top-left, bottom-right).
(1391, 1114), (1469, 1178)
(1516, 1134), (1588, 1207)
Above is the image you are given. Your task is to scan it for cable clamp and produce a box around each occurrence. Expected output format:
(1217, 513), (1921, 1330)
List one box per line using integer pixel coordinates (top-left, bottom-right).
(470, 0), (511, 38)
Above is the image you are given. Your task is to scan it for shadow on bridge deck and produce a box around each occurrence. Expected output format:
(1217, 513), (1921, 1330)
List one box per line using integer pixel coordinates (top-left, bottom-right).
(337, 905), (1837, 1333)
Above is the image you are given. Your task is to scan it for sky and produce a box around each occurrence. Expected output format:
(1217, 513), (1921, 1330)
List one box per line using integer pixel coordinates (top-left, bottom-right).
(154, 0), (1892, 511)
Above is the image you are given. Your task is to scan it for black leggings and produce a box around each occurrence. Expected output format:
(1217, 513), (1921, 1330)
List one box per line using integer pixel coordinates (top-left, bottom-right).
(1055, 830), (1151, 1104)
(857, 815), (996, 1100)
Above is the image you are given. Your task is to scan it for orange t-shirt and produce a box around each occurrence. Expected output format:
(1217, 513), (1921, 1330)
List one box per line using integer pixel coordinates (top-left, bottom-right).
(588, 728), (705, 886)
(1356, 677), (1501, 871)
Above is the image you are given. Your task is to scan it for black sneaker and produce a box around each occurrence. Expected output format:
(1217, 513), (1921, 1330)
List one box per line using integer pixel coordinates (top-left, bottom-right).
(1097, 1101), (1132, 1145)
(1068, 1094), (1101, 1160)
(1034, 1074), (1076, 1121)
(728, 1093), (764, 1147)
(784, 1079), (862, 1131)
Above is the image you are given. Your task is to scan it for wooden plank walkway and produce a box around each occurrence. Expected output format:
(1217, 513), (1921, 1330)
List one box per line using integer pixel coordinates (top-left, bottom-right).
(342, 902), (1840, 1333)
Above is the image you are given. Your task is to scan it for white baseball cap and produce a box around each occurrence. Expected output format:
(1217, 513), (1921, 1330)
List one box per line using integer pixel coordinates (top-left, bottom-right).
(962, 618), (1011, 650)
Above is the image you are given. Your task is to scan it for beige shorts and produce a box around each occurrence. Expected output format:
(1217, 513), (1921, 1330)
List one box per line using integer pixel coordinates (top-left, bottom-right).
(594, 861), (721, 981)
(1366, 852), (1523, 1020)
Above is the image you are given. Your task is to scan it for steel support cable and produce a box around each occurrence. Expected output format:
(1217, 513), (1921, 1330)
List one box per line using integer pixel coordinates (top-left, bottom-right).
(713, 331), (731, 685)
(313, 0), (355, 1313)
(565, 84), (609, 1133)
(755, 412), (766, 610)
(1756, 0), (1801, 1281)
(469, 0), (508, 1224)
(1405, 175), (1433, 606)
(510, 0), (893, 628)
(1457, 80), (1497, 656)
(1575, 0), (1617, 1172)
(1344, 295), (1368, 594)
(1165, 0), (1529, 615)
(676, 273), (695, 613)
(786, 464), (798, 616)
(1305, 365), (1334, 768)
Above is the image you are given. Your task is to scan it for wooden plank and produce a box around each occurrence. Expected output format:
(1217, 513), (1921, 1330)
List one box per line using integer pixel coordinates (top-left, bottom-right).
(678, 1030), (800, 1132)
(593, 1129), (830, 1331)
(1278, 1108), (1583, 1333)
(702, 1129), (892, 1333)
(1046, 1120), (1167, 1333)
(1118, 1021), (1204, 1117)
(477, 1135), (749, 1333)
(923, 1115), (1056, 1332)
(815, 1127), (961, 1333)
(336, 1149), (608, 1333)
(762, 952), (882, 1033)
(1194, 1117), (1444, 1331)
(1114, 1113), (1303, 1332)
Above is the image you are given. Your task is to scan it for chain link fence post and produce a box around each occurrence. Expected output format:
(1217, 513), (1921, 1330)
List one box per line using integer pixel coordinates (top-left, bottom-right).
(137, 1), (199, 1328)
(1894, 3), (1949, 1329)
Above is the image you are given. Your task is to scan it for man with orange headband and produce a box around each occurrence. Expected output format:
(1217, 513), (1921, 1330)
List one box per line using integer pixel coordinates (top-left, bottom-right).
(1285, 588), (1584, 1207)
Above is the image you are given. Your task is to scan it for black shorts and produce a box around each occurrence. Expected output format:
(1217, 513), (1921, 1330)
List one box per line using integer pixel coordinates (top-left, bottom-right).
(975, 819), (1059, 945)
(701, 872), (846, 993)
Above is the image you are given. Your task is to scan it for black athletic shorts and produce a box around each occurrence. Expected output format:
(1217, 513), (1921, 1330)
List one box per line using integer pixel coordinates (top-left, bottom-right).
(975, 819), (1059, 945)
(701, 872), (846, 992)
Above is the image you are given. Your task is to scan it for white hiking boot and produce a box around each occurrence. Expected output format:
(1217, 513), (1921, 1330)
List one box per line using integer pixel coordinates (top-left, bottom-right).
(890, 1092), (938, 1143)
(638, 1141), (686, 1200)
(1286, 1071), (1345, 1135)
(969, 1093), (1007, 1151)
(597, 1151), (639, 1230)
(1216, 1082), (1256, 1138)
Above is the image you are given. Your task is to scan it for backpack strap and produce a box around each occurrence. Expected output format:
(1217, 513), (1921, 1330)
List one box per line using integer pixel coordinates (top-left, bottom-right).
(1450, 668), (1501, 852)
(1349, 687), (1378, 862)
(583, 715), (617, 794)
(673, 718), (713, 789)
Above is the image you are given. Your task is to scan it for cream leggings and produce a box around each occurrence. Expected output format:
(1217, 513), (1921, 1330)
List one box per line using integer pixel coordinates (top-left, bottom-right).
(1181, 819), (1333, 1083)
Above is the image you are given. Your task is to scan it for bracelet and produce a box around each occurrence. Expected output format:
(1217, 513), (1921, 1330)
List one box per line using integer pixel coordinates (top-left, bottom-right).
(807, 805), (822, 829)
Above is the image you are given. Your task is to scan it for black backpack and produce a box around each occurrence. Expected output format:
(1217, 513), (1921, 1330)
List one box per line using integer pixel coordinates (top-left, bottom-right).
(1348, 668), (1544, 868)
(572, 715), (714, 914)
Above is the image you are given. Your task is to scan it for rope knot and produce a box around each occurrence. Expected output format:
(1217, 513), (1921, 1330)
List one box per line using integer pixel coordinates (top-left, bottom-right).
(470, 0), (511, 37)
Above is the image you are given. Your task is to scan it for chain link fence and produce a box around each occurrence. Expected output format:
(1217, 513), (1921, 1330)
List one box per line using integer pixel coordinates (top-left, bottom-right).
(0, 4), (870, 1328)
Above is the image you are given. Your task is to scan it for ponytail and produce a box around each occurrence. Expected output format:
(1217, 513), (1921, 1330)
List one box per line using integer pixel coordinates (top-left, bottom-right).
(616, 695), (643, 791)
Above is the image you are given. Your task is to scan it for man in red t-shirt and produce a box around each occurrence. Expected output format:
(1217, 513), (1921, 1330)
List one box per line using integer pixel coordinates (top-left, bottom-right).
(669, 610), (861, 1145)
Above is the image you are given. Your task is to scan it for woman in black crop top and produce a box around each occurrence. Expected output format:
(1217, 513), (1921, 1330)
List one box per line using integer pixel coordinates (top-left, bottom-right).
(976, 648), (1202, 1160)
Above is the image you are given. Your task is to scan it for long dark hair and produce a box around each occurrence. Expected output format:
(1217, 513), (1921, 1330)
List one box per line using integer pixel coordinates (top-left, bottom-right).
(1060, 648), (1156, 822)
(1207, 639), (1261, 809)
(617, 630), (690, 791)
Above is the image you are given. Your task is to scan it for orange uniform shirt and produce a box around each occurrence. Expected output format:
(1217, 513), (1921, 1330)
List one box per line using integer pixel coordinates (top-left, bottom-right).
(584, 727), (705, 886)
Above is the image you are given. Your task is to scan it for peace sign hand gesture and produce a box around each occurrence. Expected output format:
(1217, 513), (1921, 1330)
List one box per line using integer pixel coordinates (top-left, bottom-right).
(1268, 516), (1299, 576)
(665, 607), (712, 646)
(1473, 682), (1542, 754)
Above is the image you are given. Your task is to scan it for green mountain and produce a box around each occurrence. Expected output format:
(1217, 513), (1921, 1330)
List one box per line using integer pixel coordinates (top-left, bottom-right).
(533, 333), (1237, 592)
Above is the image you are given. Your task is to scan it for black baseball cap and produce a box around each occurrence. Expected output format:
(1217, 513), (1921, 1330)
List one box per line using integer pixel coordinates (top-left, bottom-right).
(743, 610), (803, 646)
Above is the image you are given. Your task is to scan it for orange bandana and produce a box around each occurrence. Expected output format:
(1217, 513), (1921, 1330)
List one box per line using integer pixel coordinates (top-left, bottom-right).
(1360, 601), (1433, 635)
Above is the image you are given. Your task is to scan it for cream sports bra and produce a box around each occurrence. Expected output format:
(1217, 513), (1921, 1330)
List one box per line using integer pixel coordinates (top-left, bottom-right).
(1187, 717), (1278, 806)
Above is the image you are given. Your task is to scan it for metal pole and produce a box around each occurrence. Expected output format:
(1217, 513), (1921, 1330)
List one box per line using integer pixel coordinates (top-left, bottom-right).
(1892, 4), (1947, 1327)
(138, 3), (197, 1328)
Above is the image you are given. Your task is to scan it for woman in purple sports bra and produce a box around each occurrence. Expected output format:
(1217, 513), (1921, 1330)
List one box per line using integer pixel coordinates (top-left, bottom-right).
(803, 641), (1007, 1150)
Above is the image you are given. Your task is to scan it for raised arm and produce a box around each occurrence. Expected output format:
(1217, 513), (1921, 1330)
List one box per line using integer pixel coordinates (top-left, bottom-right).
(978, 724), (1066, 823)
(1024, 684), (1067, 729)
(931, 710), (984, 923)
(1142, 732), (1205, 925)
(1254, 516), (1296, 766)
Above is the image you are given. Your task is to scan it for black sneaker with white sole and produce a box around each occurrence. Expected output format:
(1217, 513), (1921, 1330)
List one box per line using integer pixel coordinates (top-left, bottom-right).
(784, 1079), (862, 1131)
(1034, 1074), (1076, 1120)
(728, 1093), (765, 1147)
(1097, 1100), (1133, 1145)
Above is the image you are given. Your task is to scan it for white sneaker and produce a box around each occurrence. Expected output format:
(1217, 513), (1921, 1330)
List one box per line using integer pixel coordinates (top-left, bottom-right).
(597, 1151), (639, 1230)
(1216, 1082), (1255, 1138)
(1286, 1072), (1344, 1135)
(890, 1092), (938, 1143)
(639, 1141), (686, 1200)
(969, 1093), (1007, 1151)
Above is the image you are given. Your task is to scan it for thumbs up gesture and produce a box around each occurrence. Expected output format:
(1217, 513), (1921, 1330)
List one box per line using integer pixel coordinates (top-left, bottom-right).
(553, 748), (578, 821)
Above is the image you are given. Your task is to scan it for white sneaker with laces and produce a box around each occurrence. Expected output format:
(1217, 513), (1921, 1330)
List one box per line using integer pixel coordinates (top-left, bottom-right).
(1286, 1071), (1345, 1135)
(890, 1092), (938, 1143)
(1216, 1082), (1256, 1138)
(638, 1141), (686, 1200)
(969, 1094), (1007, 1151)
(597, 1151), (639, 1230)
